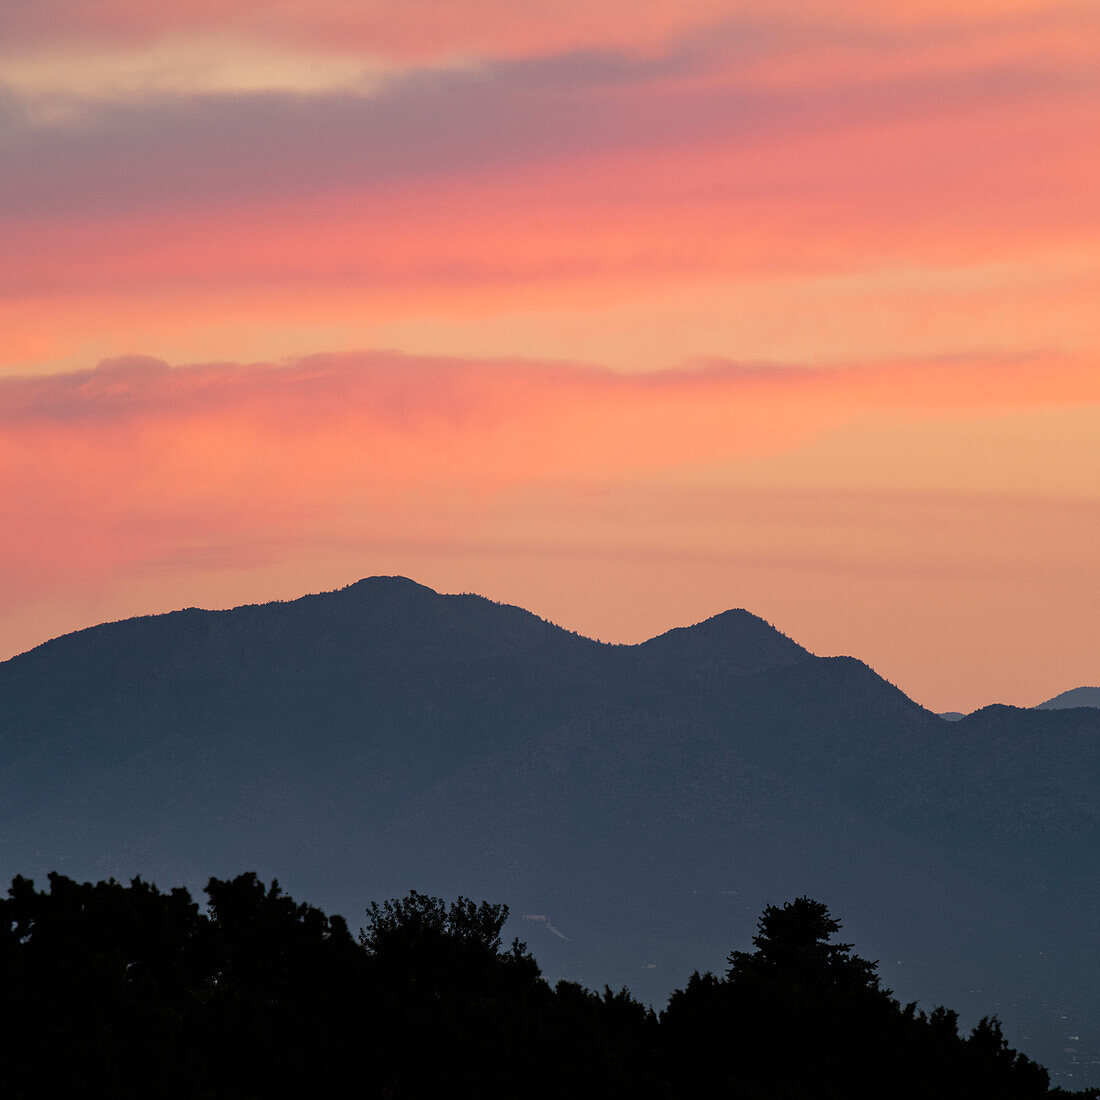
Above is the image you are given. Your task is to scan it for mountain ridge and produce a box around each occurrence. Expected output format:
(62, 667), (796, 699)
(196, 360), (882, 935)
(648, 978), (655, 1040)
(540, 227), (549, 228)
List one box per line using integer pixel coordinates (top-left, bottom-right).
(7, 575), (800, 667)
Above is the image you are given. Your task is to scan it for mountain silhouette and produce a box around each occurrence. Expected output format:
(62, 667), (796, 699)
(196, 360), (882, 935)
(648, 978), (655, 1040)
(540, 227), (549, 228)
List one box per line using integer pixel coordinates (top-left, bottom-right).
(1035, 686), (1100, 710)
(1, 577), (1097, 1087)
(637, 607), (812, 676)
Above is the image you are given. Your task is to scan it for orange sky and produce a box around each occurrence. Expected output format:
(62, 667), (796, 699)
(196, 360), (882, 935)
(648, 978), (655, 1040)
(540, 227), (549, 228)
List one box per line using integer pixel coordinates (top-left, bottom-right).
(1, 1), (1098, 710)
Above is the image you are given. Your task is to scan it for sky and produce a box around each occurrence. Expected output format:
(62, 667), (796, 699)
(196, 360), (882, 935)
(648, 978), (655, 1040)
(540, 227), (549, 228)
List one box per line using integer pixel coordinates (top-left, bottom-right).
(2, 0), (1098, 711)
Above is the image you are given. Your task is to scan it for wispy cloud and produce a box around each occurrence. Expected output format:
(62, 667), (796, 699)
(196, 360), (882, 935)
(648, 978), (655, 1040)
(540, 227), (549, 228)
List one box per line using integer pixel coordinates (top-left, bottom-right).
(3, 6), (1096, 377)
(4, 1), (1088, 61)
(2, 349), (1095, 597)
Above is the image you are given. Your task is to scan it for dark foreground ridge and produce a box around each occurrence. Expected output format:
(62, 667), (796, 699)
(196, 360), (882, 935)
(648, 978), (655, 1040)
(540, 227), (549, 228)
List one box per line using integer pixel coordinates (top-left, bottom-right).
(1, 576), (1098, 1086)
(4, 872), (1092, 1100)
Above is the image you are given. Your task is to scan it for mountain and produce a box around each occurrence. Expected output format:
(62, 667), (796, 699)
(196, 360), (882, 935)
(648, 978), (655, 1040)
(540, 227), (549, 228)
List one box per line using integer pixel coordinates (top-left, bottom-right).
(1036, 686), (1100, 710)
(1, 577), (1097, 1087)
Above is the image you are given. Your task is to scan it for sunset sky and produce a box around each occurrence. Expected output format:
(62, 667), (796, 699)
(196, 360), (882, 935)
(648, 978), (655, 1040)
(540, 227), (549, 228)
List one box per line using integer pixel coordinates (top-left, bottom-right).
(3, 0), (1098, 710)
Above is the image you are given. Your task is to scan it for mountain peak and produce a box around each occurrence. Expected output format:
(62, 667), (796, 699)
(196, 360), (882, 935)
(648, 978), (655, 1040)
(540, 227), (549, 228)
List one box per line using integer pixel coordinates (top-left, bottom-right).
(340, 575), (438, 595)
(638, 607), (812, 677)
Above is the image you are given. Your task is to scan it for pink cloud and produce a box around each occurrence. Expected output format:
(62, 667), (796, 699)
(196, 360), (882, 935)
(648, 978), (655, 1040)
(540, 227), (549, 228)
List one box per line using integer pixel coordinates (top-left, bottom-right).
(2, 26), (1095, 306)
(3, 1), (1086, 61)
(0, 1), (751, 59)
(2, 350), (1096, 599)
(2, 1), (1096, 384)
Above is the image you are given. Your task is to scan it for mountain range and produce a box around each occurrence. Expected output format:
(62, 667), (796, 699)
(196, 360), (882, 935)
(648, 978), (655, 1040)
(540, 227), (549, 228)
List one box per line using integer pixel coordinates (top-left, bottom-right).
(941, 685), (1100, 720)
(1, 577), (1097, 1087)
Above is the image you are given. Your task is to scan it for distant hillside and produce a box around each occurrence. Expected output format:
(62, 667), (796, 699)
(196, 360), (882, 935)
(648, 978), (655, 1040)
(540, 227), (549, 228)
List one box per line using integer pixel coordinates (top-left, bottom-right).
(1035, 686), (1100, 710)
(1, 577), (1097, 1087)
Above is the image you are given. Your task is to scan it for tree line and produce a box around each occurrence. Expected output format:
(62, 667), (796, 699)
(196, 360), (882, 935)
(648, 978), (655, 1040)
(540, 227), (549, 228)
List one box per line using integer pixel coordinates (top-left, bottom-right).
(1, 872), (1094, 1098)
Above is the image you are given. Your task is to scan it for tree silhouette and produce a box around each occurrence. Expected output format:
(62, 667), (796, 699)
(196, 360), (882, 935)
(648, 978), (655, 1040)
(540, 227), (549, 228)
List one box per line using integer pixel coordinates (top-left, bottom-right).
(358, 891), (549, 1097)
(0, 872), (209, 1097)
(361, 890), (513, 956)
(726, 895), (881, 994)
(664, 895), (1053, 1099)
(0, 877), (1074, 1099)
(201, 872), (366, 1095)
